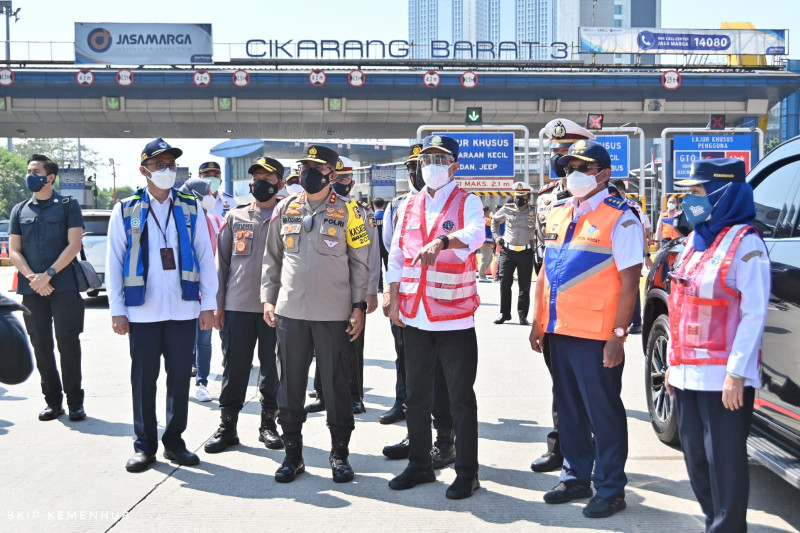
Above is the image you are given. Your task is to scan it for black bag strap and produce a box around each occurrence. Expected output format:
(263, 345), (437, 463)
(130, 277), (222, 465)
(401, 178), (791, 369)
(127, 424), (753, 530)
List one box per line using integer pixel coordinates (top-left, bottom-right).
(60, 196), (87, 261)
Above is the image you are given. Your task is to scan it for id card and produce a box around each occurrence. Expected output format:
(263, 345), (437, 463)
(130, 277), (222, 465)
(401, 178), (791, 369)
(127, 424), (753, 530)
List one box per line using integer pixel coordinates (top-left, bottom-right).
(160, 248), (177, 270)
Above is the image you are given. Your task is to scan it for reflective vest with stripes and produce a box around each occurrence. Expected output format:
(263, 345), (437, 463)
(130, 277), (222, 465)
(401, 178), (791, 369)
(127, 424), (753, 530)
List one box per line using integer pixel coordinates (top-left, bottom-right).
(668, 224), (755, 366)
(660, 209), (680, 240)
(398, 187), (480, 322)
(121, 188), (201, 307)
(539, 197), (628, 341)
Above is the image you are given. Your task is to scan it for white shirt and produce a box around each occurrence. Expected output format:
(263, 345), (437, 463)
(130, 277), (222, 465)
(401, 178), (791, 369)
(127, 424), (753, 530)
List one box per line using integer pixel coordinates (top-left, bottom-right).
(386, 180), (485, 331)
(106, 191), (218, 322)
(565, 188), (645, 271)
(382, 194), (408, 253)
(667, 232), (770, 391)
(208, 192), (234, 220)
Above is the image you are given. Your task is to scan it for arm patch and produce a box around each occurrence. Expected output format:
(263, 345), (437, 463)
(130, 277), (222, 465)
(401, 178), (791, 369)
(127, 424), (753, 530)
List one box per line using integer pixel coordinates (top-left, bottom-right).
(742, 250), (763, 262)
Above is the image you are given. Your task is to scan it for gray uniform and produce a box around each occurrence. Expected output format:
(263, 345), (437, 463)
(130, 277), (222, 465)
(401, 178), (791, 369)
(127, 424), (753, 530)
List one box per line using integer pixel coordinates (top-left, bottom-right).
(261, 190), (369, 433)
(535, 181), (570, 258)
(491, 204), (536, 248)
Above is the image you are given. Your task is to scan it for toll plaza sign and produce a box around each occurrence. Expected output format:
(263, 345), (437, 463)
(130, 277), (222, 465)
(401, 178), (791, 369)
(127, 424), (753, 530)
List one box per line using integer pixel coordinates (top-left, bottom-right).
(673, 134), (757, 181)
(594, 135), (629, 178)
(433, 132), (515, 178)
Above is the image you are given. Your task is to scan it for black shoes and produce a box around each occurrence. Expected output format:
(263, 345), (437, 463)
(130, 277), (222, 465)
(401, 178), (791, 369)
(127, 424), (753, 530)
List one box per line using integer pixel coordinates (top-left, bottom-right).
(382, 436), (410, 459)
(494, 314), (512, 324)
(583, 495), (626, 518)
(379, 405), (405, 425)
(446, 474), (480, 500)
(163, 448), (200, 466)
(304, 398), (325, 413)
(275, 433), (304, 483)
(543, 481), (593, 504)
(628, 324), (643, 335)
(431, 428), (456, 470)
(519, 314), (530, 326)
(68, 405), (86, 421)
(204, 411), (239, 453)
(388, 465), (436, 490)
(125, 452), (155, 473)
(531, 451), (563, 472)
(258, 409), (284, 450)
(352, 399), (366, 414)
(38, 405), (64, 421)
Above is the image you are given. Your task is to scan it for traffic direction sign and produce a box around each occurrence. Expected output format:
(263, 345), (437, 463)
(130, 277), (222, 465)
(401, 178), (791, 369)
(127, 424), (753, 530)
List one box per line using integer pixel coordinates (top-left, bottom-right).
(434, 131), (515, 178)
(465, 107), (483, 124)
(673, 133), (757, 180)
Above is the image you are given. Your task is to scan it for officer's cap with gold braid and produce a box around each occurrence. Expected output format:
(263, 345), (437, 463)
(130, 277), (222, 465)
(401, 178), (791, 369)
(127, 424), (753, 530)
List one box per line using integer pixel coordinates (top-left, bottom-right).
(558, 140), (611, 167)
(675, 158), (746, 187)
(297, 144), (339, 167)
(420, 134), (460, 161)
(512, 181), (533, 196)
(198, 161), (221, 173)
(544, 118), (595, 149)
(141, 138), (183, 163)
(248, 156), (285, 179)
(336, 156), (355, 176)
(406, 143), (423, 164)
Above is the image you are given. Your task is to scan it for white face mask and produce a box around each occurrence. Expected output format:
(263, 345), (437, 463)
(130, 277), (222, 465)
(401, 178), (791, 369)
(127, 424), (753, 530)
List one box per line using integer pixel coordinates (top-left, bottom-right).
(667, 202), (677, 211)
(566, 171), (599, 198)
(201, 195), (216, 211)
(148, 168), (177, 190)
(421, 164), (452, 190)
(285, 183), (304, 196)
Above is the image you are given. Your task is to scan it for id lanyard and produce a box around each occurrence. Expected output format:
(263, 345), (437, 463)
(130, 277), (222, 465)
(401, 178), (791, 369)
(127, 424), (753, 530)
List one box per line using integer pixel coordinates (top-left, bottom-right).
(147, 200), (177, 270)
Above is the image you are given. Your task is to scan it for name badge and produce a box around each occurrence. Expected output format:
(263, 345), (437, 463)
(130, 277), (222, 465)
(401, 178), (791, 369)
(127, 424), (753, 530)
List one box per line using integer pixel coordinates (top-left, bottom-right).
(543, 233), (558, 241)
(160, 248), (177, 270)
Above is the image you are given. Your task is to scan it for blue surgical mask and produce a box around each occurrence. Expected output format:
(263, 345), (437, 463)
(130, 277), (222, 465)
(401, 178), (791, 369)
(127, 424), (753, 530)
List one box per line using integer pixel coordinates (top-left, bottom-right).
(681, 194), (713, 225)
(26, 173), (48, 193)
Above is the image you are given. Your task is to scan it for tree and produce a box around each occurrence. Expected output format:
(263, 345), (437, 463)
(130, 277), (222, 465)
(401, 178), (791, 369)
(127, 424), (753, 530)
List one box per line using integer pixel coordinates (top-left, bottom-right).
(0, 148), (29, 219)
(765, 137), (781, 155)
(13, 138), (102, 174)
(96, 186), (134, 209)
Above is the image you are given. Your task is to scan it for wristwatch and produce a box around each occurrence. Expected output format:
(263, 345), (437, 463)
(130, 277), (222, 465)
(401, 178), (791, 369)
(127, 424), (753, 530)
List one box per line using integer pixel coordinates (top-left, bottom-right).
(613, 327), (628, 340)
(352, 302), (367, 311)
(46, 267), (56, 277)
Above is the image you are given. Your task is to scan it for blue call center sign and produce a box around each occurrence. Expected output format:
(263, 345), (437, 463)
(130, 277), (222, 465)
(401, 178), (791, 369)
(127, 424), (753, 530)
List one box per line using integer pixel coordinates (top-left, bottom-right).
(433, 132), (515, 178)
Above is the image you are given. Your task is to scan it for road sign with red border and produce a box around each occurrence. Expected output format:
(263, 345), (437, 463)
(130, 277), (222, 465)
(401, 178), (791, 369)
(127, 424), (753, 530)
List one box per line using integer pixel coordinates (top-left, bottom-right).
(232, 69), (250, 87)
(423, 70), (441, 88)
(309, 70), (327, 86)
(461, 71), (478, 89)
(76, 69), (94, 87)
(348, 69), (365, 87)
(0, 68), (14, 86)
(116, 69), (134, 87)
(662, 70), (681, 90)
(193, 69), (211, 87)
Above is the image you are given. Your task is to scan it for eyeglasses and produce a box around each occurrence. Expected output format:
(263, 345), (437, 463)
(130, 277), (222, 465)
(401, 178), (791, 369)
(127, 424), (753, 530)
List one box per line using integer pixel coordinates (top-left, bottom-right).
(299, 162), (330, 173)
(418, 154), (454, 167)
(564, 164), (604, 175)
(146, 161), (177, 171)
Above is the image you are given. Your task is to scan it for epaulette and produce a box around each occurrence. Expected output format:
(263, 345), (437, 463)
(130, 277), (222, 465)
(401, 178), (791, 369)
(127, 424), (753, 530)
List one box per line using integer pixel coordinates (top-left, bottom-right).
(555, 190), (572, 201)
(604, 196), (629, 211)
(358, 200), (371, 211)
(538, 181), (559, 194)
(328, 191), (339, 204)
(61, 197), (70, 204)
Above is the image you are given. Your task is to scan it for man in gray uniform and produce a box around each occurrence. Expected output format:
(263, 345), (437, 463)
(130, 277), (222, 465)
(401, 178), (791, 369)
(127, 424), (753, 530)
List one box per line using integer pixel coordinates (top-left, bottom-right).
(492, 181), (536, 326)
(204, 156), (286, 454)
(262, 144), (370, 484)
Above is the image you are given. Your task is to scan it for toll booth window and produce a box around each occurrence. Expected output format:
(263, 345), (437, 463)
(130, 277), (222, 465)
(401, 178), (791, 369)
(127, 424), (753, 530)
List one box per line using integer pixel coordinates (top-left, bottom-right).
(752, 160), (800, 239)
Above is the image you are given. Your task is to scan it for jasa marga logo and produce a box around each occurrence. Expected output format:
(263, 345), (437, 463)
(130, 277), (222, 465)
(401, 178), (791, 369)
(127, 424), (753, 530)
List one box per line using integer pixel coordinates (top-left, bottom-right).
(87, 28), (113, 53)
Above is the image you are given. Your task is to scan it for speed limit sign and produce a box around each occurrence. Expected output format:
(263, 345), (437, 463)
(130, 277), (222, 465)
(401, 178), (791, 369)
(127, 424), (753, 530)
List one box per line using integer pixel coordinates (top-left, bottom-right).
(348, 69), (365, 87)
(460, 71), (478, 89)
(76, 69), (94, 87)
(193, 69), (211, 87)
(309, 69), (327, 86)
(423, 70), (441, 88)
(0, 68), (14, 86)
(662, 70), (681, 90)
(232, 69), (250, 87)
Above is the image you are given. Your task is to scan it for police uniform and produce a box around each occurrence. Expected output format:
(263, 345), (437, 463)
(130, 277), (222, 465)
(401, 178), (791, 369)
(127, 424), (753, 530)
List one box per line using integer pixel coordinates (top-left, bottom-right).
(668, 159), (770, 533)
(533, 140), (643, 517)
(491, 182), (536, 325)
(9, 187), (85, 419)
(261, 144), (370, 483)
(203, 156), (286, 454)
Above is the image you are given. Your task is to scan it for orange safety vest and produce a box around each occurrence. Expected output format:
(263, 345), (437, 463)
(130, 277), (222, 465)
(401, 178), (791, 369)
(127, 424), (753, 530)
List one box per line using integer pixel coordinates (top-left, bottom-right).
(660, 209), (680, 240)
(668, 224), (755, 366)
(537, 197), (628, 341)
(398, 187), (480, 322)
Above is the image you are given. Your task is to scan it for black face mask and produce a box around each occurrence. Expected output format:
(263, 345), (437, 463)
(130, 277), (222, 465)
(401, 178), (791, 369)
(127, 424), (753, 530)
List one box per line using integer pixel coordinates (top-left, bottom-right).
(550, 153), (567, 178)
(409, 168), (425, 192)
(332, 181), (352, 197)
(251, 180), (279, 202)
(514, 196), (528, 208)
(300, 167), (330, 195)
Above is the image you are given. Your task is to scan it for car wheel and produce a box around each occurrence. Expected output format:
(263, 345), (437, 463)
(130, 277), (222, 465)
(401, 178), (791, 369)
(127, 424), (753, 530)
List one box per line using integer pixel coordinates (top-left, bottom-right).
(645, 314), (680, 445)
(86, 290), (99, 298)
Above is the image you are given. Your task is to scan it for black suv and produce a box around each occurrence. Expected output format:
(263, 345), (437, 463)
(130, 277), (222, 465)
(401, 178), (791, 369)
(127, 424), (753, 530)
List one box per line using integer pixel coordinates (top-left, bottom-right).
(642, 136), (800, 489)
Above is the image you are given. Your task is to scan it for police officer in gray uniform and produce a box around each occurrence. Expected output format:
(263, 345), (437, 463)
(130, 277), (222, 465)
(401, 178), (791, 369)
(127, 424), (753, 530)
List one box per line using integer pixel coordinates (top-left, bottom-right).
(492, 182), (536, 325)
(262, 144), (370, 484)
(204, 156), (286, 454)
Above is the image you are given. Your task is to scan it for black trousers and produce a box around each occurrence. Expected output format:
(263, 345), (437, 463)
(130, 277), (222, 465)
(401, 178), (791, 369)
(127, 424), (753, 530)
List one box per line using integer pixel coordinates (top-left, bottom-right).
(314, 320), (365, 402)
(498, 247), (534, 317)
(219, 311), (280, 413)
(541, 334), (561, 456)
(675, 387), (754, 533)
(404, 326), (478, 476)
(391, 322), (406, 407)
(276, 316), (354, 433)
(22, 291), (85, 408)
(128, 319), (195, 455)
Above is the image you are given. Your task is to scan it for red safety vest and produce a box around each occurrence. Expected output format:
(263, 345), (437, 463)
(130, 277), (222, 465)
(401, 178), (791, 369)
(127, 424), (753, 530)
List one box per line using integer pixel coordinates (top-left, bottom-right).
(668, 224), (753, 366)
(398, 187), (480, 322)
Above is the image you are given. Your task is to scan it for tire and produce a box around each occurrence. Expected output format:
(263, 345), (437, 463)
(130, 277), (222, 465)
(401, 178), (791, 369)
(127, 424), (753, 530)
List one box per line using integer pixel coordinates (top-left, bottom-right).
(645, 314), (680, 445)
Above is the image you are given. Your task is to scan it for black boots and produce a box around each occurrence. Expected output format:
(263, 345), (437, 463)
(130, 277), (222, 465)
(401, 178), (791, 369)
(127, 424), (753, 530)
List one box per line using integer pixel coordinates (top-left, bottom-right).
(330, 431), (355, 483)
(258, 408), (284, 449)
(275, 432), (305, 483)
(431, 428), (456, 469)
(204, 410), (240, 453)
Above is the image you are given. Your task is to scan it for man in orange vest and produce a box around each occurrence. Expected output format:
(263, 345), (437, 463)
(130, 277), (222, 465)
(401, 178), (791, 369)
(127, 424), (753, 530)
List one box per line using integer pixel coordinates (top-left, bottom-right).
(386, 134), (485, 500)
(655, 197), (681, 246)
(529, 140), (643, 518)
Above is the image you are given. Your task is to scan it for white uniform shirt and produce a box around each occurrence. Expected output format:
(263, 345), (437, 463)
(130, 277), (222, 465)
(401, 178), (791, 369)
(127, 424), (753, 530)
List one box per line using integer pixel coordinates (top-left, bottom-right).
(386, 180), (485, 331)
(667, 232), (770, 391)
(565, 188), (645, 271)
(382, 195), (408, 253)
(106, 192), (218, 322)
(208, 192), (233, 220)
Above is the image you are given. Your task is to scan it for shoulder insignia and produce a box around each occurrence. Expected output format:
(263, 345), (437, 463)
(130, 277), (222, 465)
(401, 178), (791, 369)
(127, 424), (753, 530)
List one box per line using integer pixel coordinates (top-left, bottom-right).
(329, 192), (338, 204)
(538, 181), (558, 194)
(61, 197), (70, 204)
(604, 196), (628, 210)
(742, 250), (764, 262)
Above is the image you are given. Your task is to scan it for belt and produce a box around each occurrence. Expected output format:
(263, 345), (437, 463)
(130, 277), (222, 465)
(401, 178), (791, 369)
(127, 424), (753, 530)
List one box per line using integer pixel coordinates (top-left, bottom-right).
(504, 243), (531, 252)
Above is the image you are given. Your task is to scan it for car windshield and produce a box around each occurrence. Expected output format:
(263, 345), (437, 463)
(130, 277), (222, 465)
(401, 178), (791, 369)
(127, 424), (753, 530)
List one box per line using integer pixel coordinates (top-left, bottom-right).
(83, 218), (109, 235)
(0, 221), (9, 233)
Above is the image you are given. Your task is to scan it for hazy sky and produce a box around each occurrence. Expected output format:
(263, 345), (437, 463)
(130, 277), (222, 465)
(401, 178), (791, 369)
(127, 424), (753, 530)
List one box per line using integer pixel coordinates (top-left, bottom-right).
(3, 0), (796, 188)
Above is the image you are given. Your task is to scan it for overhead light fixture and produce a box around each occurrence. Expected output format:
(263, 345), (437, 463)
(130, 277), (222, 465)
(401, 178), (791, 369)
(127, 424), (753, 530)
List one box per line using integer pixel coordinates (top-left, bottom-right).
(225, 129), (233, 133)
(122, 129), (131, 133)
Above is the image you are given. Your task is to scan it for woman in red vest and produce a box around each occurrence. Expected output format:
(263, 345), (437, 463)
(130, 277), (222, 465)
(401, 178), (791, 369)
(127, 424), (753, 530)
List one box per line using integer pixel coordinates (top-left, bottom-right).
(666, 158), (770, 533)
